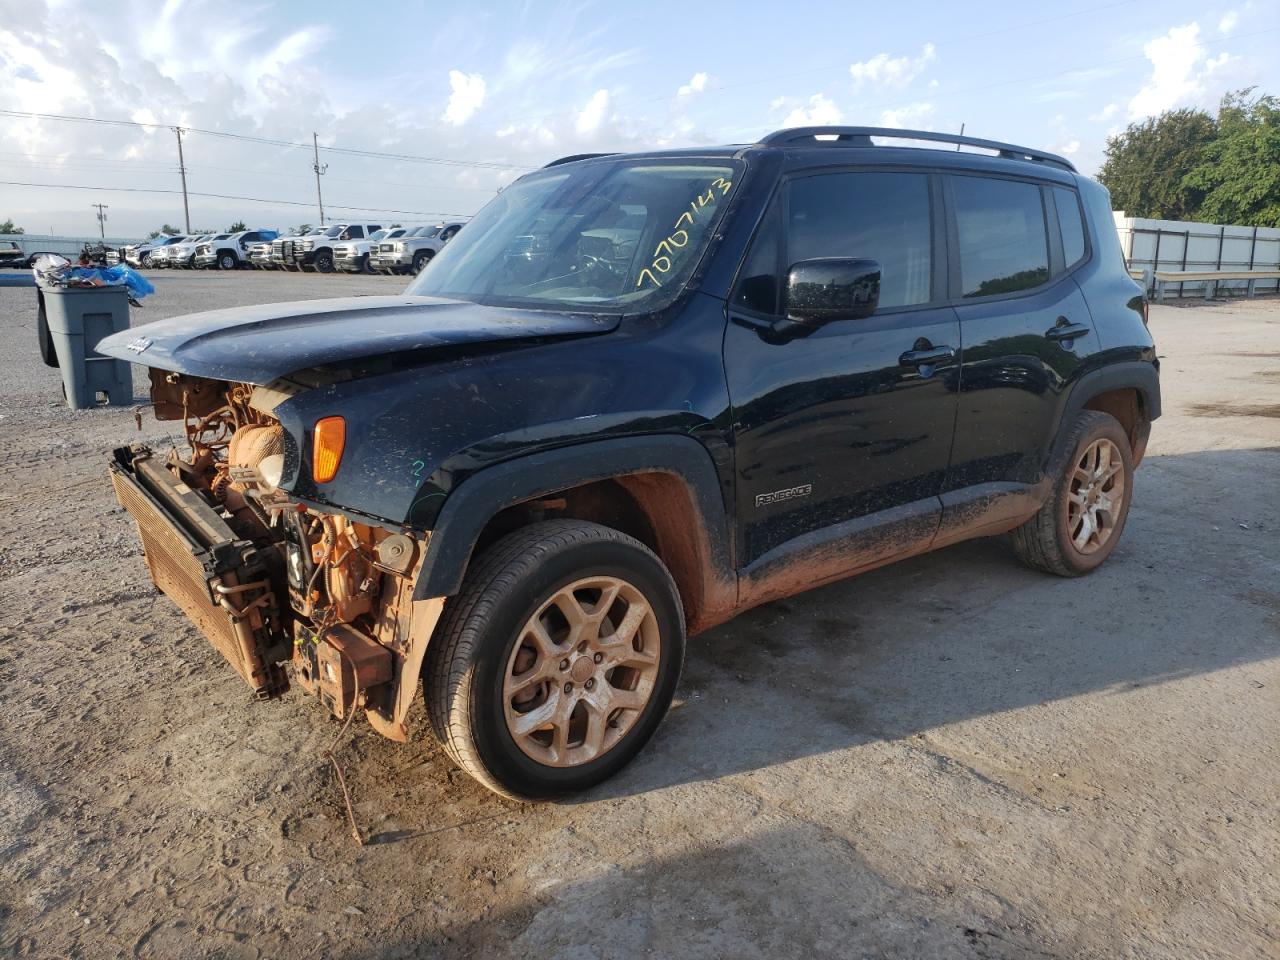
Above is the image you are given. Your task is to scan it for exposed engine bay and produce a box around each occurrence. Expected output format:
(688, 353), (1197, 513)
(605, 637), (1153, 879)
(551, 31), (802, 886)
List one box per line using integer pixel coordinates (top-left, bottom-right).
(109, 369), (433, 737)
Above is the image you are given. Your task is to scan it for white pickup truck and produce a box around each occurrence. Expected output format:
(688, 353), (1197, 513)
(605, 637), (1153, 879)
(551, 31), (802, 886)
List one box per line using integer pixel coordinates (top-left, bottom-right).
(333, 227), (410, 274)
(368, 222), (465, 275)
(292, 222), (383, 273)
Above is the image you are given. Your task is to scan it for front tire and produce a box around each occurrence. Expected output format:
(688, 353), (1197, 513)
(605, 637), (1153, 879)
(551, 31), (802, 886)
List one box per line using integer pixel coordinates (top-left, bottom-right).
(218, 252), (237, 270)
(1010, 411), (1134, 576)
(314, 249), (335, 273)
(411, 250), (432, 274)
(426, 520), (685, 800)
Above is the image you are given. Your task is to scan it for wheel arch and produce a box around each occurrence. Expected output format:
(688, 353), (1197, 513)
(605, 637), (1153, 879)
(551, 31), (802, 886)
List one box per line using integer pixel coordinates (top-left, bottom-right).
(412, 436), (738, 634)
(1055, 362), (1160, 468)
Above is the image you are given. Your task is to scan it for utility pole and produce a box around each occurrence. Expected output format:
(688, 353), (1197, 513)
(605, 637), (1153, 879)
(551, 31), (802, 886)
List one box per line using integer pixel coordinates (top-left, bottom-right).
(173, 126), (191, 233)
(312, 132), (328, 226)
(92, 203), (109, 239)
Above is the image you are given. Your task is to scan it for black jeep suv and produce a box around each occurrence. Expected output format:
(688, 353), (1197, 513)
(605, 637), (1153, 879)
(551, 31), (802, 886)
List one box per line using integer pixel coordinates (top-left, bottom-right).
(99, 127), (1159, 800)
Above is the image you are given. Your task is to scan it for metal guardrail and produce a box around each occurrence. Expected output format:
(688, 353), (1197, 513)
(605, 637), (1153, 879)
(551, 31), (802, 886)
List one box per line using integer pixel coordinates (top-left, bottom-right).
(1129, 267), (1280, 301)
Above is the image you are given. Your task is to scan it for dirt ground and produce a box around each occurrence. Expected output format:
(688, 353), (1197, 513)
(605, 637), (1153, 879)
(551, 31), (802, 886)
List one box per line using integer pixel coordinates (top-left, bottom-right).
(1, 272), (1277, 959)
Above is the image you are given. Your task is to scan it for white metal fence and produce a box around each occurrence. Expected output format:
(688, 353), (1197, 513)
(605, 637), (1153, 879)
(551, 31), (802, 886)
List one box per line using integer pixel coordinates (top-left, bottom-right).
(1115, 214), (1280, 298)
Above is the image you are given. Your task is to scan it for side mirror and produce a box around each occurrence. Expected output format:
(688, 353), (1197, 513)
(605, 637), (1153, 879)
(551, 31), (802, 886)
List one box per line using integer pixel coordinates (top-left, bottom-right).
(785, 258), (881, 326)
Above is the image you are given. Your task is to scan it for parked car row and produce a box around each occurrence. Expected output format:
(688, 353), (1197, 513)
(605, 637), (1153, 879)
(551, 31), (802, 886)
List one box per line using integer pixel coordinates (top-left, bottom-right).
(121, 221), (465, 275)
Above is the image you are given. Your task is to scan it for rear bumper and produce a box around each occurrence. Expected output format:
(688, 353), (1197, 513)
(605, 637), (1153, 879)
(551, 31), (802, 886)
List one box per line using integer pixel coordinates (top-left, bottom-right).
(109, 445), (290, 697)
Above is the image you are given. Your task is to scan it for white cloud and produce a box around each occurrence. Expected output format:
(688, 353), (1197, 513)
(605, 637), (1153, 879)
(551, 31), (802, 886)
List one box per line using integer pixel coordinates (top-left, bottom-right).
(1057, 139), (1081, 155)
(677, 72), (709, 97)
(1204, 51), (1232, 73)
(781, 93), (842, 127)
(575, 88), (610, 135)
(1127, 23), (1212, 118)
(879, 101), (936, 129)
(1090, 102), (1120, 122)
(1218, 10), (1238, 32)
(849, 43), (935, 90)
(442, 70), (486, 126)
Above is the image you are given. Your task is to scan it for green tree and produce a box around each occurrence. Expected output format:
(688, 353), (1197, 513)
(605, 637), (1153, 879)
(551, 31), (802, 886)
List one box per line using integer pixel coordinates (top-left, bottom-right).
(226, 220), (248, 232)
(0, 219), (24, 234)
(147, 223), (182, 239)
(293, 223), (313, 235)
(1183, 89), (1280, 228)
(1098, 108), (1217, 220)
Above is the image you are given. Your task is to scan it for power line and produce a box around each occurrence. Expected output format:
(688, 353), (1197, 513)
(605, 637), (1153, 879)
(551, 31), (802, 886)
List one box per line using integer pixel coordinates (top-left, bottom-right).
(0, 180), (472, 220)
(0, 108), (531, 171)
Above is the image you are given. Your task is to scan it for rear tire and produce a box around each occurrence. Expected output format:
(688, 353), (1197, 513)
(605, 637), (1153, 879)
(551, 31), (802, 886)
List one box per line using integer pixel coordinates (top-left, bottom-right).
(1010, 411), (1134, 577)
(425, 520), (685, 800)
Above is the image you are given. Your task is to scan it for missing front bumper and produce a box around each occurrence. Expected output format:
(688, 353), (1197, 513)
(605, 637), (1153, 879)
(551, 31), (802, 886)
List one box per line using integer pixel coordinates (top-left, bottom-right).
(109, 445), (290, 697)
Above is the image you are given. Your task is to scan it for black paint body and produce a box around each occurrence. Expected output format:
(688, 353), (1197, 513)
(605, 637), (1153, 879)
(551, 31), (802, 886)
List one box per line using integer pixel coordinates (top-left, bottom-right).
(99, 136), (1159, 617)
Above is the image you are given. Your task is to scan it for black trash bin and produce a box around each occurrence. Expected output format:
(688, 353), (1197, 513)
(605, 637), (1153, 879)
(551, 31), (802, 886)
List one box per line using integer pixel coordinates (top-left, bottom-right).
(41, 285), (134, 409)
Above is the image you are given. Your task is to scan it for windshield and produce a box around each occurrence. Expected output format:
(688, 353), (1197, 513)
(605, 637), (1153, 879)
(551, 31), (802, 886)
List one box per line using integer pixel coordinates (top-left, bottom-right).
(369, 230), (387, 241)
(407, 159), (739, 312)
(322, 226), (343, 237)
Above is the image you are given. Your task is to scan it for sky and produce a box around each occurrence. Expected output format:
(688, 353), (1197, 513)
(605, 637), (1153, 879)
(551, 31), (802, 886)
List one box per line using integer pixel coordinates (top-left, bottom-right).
(1, 0), (1276, 238)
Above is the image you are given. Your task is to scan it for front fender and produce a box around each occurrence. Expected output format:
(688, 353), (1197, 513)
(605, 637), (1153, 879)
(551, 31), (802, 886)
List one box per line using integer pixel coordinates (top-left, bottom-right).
(412, 434), (735, 600)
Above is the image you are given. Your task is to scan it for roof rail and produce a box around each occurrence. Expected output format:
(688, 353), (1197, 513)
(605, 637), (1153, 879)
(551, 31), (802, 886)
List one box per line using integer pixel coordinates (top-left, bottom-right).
(758, 126), (1076, 173)
(543, 153), (620, 168)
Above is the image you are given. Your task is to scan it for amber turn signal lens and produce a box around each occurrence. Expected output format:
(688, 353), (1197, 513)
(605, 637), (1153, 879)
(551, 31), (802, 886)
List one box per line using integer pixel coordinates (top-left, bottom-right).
(312, 416), (345, 483)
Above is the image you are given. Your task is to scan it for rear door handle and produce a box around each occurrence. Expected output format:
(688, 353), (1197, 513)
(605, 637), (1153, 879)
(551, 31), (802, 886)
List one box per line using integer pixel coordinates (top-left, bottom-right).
(1045, 318), (1091, 342)
(899, 344), (956, 367)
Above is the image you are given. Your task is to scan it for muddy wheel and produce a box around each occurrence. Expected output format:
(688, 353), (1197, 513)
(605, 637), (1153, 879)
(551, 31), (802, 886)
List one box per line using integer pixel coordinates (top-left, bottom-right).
(1010, 411), (1134, 577)
(426, 520), (685, 800)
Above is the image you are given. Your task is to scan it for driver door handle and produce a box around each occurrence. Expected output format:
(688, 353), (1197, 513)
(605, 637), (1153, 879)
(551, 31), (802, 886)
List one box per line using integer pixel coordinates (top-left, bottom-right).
(899, 344), (956, 367)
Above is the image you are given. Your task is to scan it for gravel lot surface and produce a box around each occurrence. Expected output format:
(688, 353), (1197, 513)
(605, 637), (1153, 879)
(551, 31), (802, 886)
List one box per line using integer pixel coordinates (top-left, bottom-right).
(1, 272), (1277, 959)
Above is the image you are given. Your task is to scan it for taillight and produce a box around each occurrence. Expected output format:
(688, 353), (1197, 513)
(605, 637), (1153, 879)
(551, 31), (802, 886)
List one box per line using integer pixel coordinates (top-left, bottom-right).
(312, 416), (346, 483)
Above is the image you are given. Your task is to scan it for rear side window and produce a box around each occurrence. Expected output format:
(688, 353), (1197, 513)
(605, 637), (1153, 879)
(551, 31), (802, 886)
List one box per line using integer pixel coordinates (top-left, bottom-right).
(952, 176), (1048, 298)
(1053, 186), (1086, 268)
(788, 172), (932, 310)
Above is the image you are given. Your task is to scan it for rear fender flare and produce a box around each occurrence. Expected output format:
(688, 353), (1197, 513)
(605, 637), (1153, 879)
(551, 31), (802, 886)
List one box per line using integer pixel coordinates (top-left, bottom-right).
(1049, 360), (1161, 467)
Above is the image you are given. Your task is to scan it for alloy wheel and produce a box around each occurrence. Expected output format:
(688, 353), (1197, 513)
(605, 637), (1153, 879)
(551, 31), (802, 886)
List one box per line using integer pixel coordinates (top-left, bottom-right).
(1067, 437), (1126, 554)
(503, 575), (661, 768)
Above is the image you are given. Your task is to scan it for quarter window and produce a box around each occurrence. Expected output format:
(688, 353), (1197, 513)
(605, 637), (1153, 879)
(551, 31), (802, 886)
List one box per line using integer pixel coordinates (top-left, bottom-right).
(787, 172), (932, 310)
(733, 201), (782, 314)
(1053, 186), (1086, 268)
(953, 176), (1049, 298)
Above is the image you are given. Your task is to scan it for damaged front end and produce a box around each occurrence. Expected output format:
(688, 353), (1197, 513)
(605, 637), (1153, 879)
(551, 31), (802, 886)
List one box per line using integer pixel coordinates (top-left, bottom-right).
(110, 369), (441, 737)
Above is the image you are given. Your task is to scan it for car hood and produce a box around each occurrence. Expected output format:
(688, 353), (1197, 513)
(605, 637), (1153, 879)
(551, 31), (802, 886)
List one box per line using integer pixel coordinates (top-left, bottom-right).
(96, 295), (619, 384)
